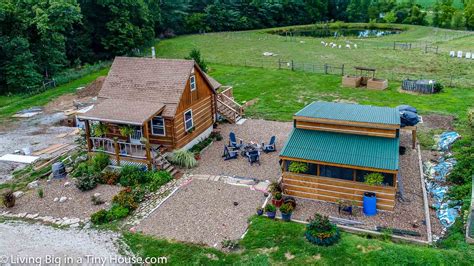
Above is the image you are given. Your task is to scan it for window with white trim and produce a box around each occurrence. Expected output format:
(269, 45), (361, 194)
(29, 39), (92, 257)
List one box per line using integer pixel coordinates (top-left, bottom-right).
(150, 116), (165, 136)
(190, 75), (196, 91)
(184, 109), (193, 131)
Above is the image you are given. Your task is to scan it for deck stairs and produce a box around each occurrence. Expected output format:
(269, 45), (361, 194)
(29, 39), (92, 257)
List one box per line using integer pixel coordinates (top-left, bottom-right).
(153, 153), (181, 178)
(216, 91), (244, 124)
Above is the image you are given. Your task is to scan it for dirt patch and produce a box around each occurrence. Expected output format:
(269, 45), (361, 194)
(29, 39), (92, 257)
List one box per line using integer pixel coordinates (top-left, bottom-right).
(77, 76), (105, 98)
(419, 114), (454, 130)
(0, 178), (121, 219)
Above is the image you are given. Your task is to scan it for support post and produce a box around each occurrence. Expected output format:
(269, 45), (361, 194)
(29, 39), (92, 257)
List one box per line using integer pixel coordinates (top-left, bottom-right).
(84, 120), (92, 152)
(144, 122), (152, 170)
(412, 127), (417, 149)
(341, 64), (345, 76)
(113, 137), (120, 166)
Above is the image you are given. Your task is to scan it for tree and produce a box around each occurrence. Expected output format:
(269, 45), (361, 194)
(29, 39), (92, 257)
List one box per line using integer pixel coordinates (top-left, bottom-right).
(452, 10), (465, 28)
(186, 48), (208, 72)
(384, 11), (397, 23)
(465, 0), (474, 29)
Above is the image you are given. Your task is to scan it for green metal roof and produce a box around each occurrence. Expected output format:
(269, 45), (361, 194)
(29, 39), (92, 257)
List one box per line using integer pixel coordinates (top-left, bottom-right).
(280, 128), (399, 171)
(295, 101), (400, 125)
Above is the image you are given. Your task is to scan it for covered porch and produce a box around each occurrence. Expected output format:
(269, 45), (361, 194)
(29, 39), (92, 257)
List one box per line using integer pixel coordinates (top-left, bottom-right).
(77, 99), (166, 169)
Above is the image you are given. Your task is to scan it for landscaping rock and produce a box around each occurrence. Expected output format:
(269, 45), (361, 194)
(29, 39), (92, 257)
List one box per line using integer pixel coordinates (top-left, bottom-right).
(13, 191), (24, 199)
(94, 193), (101, 198)
(75, 155), (87, 165)
(66, 167), (73, 173)
(26, 213), (39, 219)
(64, 182), (71, 187)
(27, 180), (39, 189)
(17, 212), (27, 218)
(59, 196), (68, 203)
(53, 197), (59, 202)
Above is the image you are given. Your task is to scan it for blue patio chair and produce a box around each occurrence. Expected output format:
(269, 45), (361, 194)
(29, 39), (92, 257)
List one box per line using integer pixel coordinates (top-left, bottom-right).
(247, 150), (260, 166)
(262, 136), (276, 153)
(229, 132), (243, 150)
(223, 146), (238, 161)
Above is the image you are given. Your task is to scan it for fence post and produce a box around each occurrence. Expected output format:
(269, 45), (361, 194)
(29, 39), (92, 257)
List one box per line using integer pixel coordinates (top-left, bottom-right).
(341, 64), (345, 76)
(113, 137), (120, 166)
(324, 64), (328, 74)
(278, 58), (281, 69)
(393, 41), (396, 50)
(291, 60), (294, 71)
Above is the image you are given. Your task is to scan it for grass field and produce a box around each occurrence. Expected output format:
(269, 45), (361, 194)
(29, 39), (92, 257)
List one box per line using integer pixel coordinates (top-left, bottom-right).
(0, 68), (109, 120)
(399, 0), (465, 9)
(154, 24), (474, 88)
(124, 216), (474, 265)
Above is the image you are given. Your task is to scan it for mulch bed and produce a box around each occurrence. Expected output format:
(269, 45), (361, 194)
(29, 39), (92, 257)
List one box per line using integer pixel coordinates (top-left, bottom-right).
(189, 119), (293, 181)
(419, 114), (454, 131)
(135, 179), (266, 247)
(0, 178), (121, 219)
(290, 132), (429, 241)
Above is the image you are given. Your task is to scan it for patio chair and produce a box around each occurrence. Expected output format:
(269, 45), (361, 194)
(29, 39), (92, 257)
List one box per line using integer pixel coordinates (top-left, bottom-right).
(247, 150), (260, 166)
(229, 132), (243, 150)
(262, 136), (276, 153)
(223, 146), (238, 161)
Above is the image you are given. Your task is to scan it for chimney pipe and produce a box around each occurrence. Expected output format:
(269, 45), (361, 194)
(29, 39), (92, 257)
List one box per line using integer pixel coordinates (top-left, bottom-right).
(151, 47), (156, 59)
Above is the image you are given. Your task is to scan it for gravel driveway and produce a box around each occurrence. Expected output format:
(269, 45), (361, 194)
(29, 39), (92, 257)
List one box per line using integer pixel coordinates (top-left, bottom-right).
(136, 179), (266, 247)
(189, 119), (292, 181)
(0, 220), (126, 265)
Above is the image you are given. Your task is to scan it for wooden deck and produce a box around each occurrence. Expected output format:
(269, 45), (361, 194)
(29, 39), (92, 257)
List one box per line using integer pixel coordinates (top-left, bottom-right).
(282, 172), (396, 211)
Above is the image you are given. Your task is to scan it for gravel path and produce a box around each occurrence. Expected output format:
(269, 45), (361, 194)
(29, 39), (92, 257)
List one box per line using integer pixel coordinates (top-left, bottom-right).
(0, 178), (121, 219)
(0, 220), (126, 265)
(291, 132), (428, 240)
(189, 119), (293, 181)
(136, 179), (266, 247)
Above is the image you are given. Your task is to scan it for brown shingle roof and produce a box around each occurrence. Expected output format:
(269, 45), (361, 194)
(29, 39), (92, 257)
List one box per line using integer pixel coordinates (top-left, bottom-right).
(78, 99), (165, 125)
(204, 73), (221, 90)
(98, 57), (196, 117)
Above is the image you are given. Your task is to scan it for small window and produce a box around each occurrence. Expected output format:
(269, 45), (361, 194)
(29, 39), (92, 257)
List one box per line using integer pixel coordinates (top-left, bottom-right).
(184, 109), (193, 131)
(320, 165), (354, 181)
(190, 75), (196, 91)
(150, 116), (165, 136)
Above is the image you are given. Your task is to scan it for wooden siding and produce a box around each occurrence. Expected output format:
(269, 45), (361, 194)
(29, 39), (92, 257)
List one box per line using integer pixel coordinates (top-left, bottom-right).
(176, 66), (215, 114)
(282, 172), (396, 211)
(293, 116), (400, 130)
(295, 120), (397, 138)
(146, 117), (174, 150)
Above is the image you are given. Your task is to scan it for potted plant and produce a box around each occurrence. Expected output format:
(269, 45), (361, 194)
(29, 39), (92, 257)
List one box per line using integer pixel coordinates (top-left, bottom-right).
(194, 152), (201, 160)
(256, 207), (264, 216)
(288, 161), (309, 174)
(272, 192), (283, 207)
(139, 137), (148, 144)
(363, 173), (384, 216)
(336, 199), (355, 215)
(305, 213), (340, 246)
(268, 181), (282, 195)
(119, 125), (134, 141)
(265, 204), (277, 219)
(92, 123), (108, 137)
(280, 203), (294, 221)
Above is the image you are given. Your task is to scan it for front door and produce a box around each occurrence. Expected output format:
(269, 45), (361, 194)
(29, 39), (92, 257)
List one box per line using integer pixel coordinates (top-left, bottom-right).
(130, 126), (142, 144)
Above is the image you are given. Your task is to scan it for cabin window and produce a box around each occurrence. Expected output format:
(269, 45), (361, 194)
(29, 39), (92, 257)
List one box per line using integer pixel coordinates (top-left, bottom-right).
(190, 75), (196, 91)
(151, 116), (165, 136)
(320, 165), (353, 181)
(184, 109), (194, 131)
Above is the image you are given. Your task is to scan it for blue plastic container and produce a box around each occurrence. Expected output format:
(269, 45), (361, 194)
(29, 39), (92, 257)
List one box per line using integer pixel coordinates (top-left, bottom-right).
(267, 211), (276, 219)
(363, 192), (377, 216)
(281, 212), (292, 222)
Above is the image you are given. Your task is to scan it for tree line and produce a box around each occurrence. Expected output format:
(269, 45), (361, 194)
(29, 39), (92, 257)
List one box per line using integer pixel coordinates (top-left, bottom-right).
(1, 0), (472, 95)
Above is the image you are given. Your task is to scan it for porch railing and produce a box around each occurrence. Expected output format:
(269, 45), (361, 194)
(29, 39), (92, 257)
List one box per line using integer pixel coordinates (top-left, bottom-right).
(90, 137), (147, 159)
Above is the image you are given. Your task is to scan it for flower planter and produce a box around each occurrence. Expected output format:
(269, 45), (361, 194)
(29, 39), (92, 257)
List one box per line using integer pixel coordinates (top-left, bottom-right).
(363, 192), (377, 216)
(266, 211), (276, 219)
(272, 198), (283, 208)
(281, 212), (292, 222)
(305, 229), (340, 246)
(256, 209), (264, 216)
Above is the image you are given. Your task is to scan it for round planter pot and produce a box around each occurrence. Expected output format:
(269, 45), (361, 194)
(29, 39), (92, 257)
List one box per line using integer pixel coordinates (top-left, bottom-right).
(257, 209), (264, 216)
(272, 199), (283, 208)
(363, 192), (377, 216)
(267, 211), (276, 219)
(281, 212), (292, 222)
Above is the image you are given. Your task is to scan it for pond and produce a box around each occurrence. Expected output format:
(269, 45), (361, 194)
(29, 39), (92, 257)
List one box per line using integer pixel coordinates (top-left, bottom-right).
(275, 28), (402, 38)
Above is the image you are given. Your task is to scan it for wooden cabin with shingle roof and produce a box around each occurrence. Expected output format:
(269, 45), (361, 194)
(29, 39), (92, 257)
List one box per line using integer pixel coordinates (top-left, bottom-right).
(279, 101), (401, 211)
(77, 57), (243, 172)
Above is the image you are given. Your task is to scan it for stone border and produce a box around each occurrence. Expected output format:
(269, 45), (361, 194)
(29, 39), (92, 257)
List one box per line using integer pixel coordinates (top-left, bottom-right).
(0, 211), (87, 228)
(417, 144), (433, 244)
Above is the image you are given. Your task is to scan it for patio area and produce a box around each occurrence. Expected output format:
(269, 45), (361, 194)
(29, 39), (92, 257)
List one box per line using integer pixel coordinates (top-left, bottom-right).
(135, 178), (266, 247)
(189, 119), (293, 181)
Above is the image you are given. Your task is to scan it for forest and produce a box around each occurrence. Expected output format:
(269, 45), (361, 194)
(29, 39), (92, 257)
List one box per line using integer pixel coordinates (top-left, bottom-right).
(0, 0), (472, 95)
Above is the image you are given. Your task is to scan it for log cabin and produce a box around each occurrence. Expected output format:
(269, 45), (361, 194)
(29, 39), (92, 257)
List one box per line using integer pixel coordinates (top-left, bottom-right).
(279, 101), (400, 211)
(77, 57), (242, 172)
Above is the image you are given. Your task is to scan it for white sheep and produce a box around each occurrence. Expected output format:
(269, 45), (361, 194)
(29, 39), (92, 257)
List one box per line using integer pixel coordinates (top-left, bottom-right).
(345, 44), (351, 49)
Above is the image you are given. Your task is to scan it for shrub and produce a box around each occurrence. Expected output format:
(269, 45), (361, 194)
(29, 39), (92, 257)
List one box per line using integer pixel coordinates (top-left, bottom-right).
(264, 204), (276, 212)
(279, 203), (294, 214)
(147, 171), (173, 192)
(364, 173), (384, 186)
(113, 188), (138, 210)
(210, 131), (223, 141)
(2, 190), (15, 208)
(169, 149), (197, 168)
(305, 213), (340, 246)
(75, 175), (98, 191)
(221, 239), (239, 250)
(119, 165), (148, 187)
(73, 162), (94, 178)
(91, 195), (105, 205)
(91, 152), (109, 172)
(37, 188), (44, 198)
(91, 209), (108, 225)
(189, 137), (213, 154)
(92, 123), (108, 137)
(100, 170), (120, 185)
(433, 82), (444, 93)
(106, 205), (129, 221)
(289, 161), (308, 173)
(269, 181), (282, 194)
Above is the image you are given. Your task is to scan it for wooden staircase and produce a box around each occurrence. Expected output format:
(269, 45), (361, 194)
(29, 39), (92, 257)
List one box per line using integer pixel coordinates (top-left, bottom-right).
(216, 89), (243, 123)
(153, 153), (181, 178)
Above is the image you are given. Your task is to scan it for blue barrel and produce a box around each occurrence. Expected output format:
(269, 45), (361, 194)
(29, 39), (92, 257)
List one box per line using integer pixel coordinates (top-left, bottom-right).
(363, 192), (377, 216)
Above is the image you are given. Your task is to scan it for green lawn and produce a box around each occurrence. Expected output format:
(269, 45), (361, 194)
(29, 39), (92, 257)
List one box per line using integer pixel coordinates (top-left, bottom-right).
(209, 64), (474, 126)
(0, 68), (109, 120)
(154, 24), (474, 88)
(124, 216), (474, 265)
(397, 0), (465, 9)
